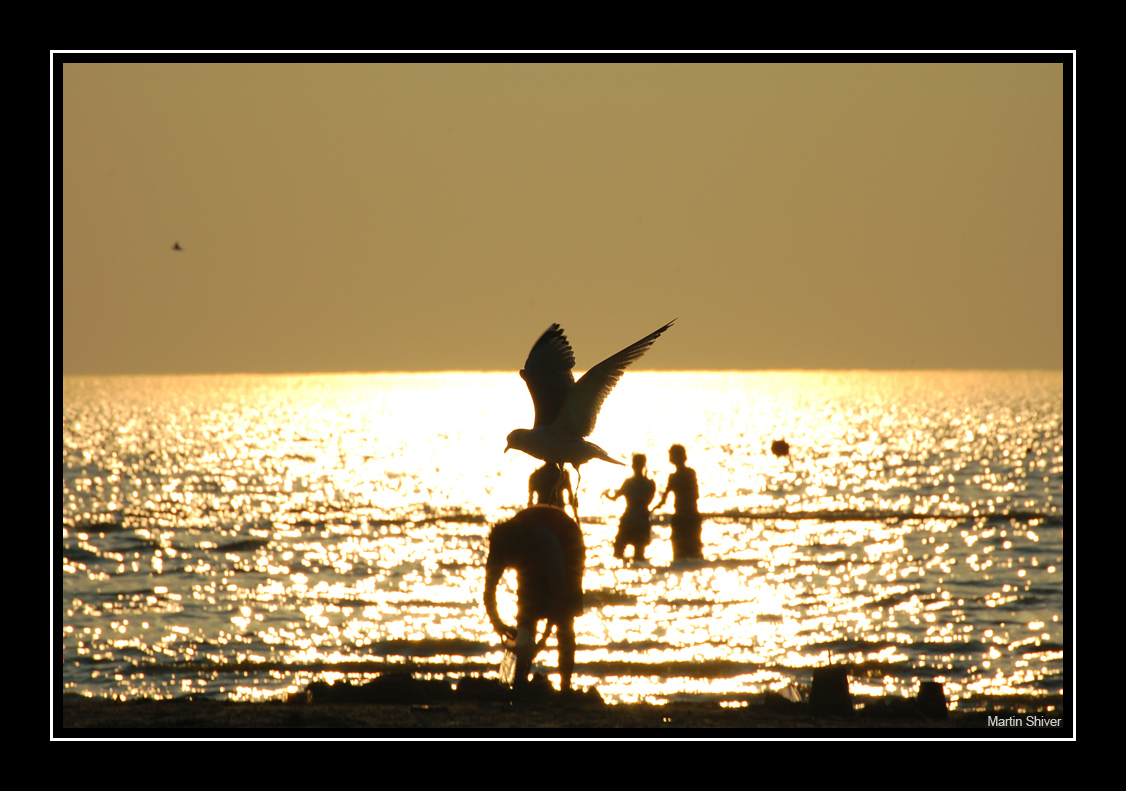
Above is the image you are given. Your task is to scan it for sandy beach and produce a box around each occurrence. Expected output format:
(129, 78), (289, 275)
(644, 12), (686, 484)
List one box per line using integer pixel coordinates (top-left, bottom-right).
(58, 675), (1069, 735)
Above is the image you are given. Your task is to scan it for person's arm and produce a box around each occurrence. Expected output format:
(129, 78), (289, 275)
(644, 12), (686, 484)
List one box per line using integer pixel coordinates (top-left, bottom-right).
(483, 562), (515, 641)
(655, 478), (671, 510)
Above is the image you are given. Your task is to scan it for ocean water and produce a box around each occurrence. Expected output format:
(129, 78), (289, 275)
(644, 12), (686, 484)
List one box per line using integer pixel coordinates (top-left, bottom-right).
(59, 371), (1065, 709)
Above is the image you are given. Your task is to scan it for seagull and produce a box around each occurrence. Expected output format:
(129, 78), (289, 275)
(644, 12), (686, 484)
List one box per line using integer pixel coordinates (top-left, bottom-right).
(506, 320), (674, 497)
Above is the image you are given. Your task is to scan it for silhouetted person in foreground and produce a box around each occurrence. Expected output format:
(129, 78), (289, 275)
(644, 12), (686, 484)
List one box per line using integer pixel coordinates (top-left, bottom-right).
(654, 444), (704, 560)
(483, 506), (585, 692)
(528, 462), (578, 521)
(604, 453), (656, 563)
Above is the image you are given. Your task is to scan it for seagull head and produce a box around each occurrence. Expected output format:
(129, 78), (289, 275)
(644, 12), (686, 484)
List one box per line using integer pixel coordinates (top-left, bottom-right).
(505, 429), (532, 455)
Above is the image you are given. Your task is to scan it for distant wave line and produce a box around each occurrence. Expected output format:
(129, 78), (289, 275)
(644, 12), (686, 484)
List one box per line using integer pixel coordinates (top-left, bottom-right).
(66, 506), (1059, 534)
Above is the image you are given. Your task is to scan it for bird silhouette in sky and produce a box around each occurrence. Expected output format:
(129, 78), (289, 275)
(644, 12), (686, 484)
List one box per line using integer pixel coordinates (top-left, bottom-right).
(172, 242), (183, 251)
(506, 320), (674, 502)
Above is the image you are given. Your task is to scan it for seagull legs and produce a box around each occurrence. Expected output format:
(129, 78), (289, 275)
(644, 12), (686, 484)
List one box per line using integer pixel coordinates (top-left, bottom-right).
(549, 462), (581, 522)
(571, 464), (581, 521)
(550, 463), (567, 500)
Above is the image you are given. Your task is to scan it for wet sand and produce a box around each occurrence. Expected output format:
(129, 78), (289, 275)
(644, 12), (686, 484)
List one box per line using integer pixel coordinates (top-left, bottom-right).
(61, 697), (1048, 731)
(58, 676), (1069, 735)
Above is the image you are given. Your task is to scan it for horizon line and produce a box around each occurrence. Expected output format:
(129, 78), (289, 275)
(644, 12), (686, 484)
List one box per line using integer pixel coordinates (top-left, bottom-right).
(60, 366), (1066, 377)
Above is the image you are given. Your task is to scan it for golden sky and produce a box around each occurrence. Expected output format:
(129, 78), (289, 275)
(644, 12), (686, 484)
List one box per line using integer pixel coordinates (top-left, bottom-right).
(60, 61), (1067, 374)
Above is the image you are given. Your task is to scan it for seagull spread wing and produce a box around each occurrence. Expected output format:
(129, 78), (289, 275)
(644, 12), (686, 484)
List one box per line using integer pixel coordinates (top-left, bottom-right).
(519, 324), (577, 427)
(556, 319), (675, 438)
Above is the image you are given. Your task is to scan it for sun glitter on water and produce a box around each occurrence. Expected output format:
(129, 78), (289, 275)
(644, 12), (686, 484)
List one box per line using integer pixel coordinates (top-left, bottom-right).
(63, 371), (1063, 706)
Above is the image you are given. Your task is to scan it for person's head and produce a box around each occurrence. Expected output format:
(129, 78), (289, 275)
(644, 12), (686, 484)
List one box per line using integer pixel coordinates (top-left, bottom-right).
(632, 453), (647, 474)
(668, 444), (687, 465)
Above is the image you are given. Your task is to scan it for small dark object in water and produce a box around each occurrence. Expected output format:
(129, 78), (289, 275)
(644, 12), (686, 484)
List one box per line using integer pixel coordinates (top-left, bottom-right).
(771, 439), (790, 459)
